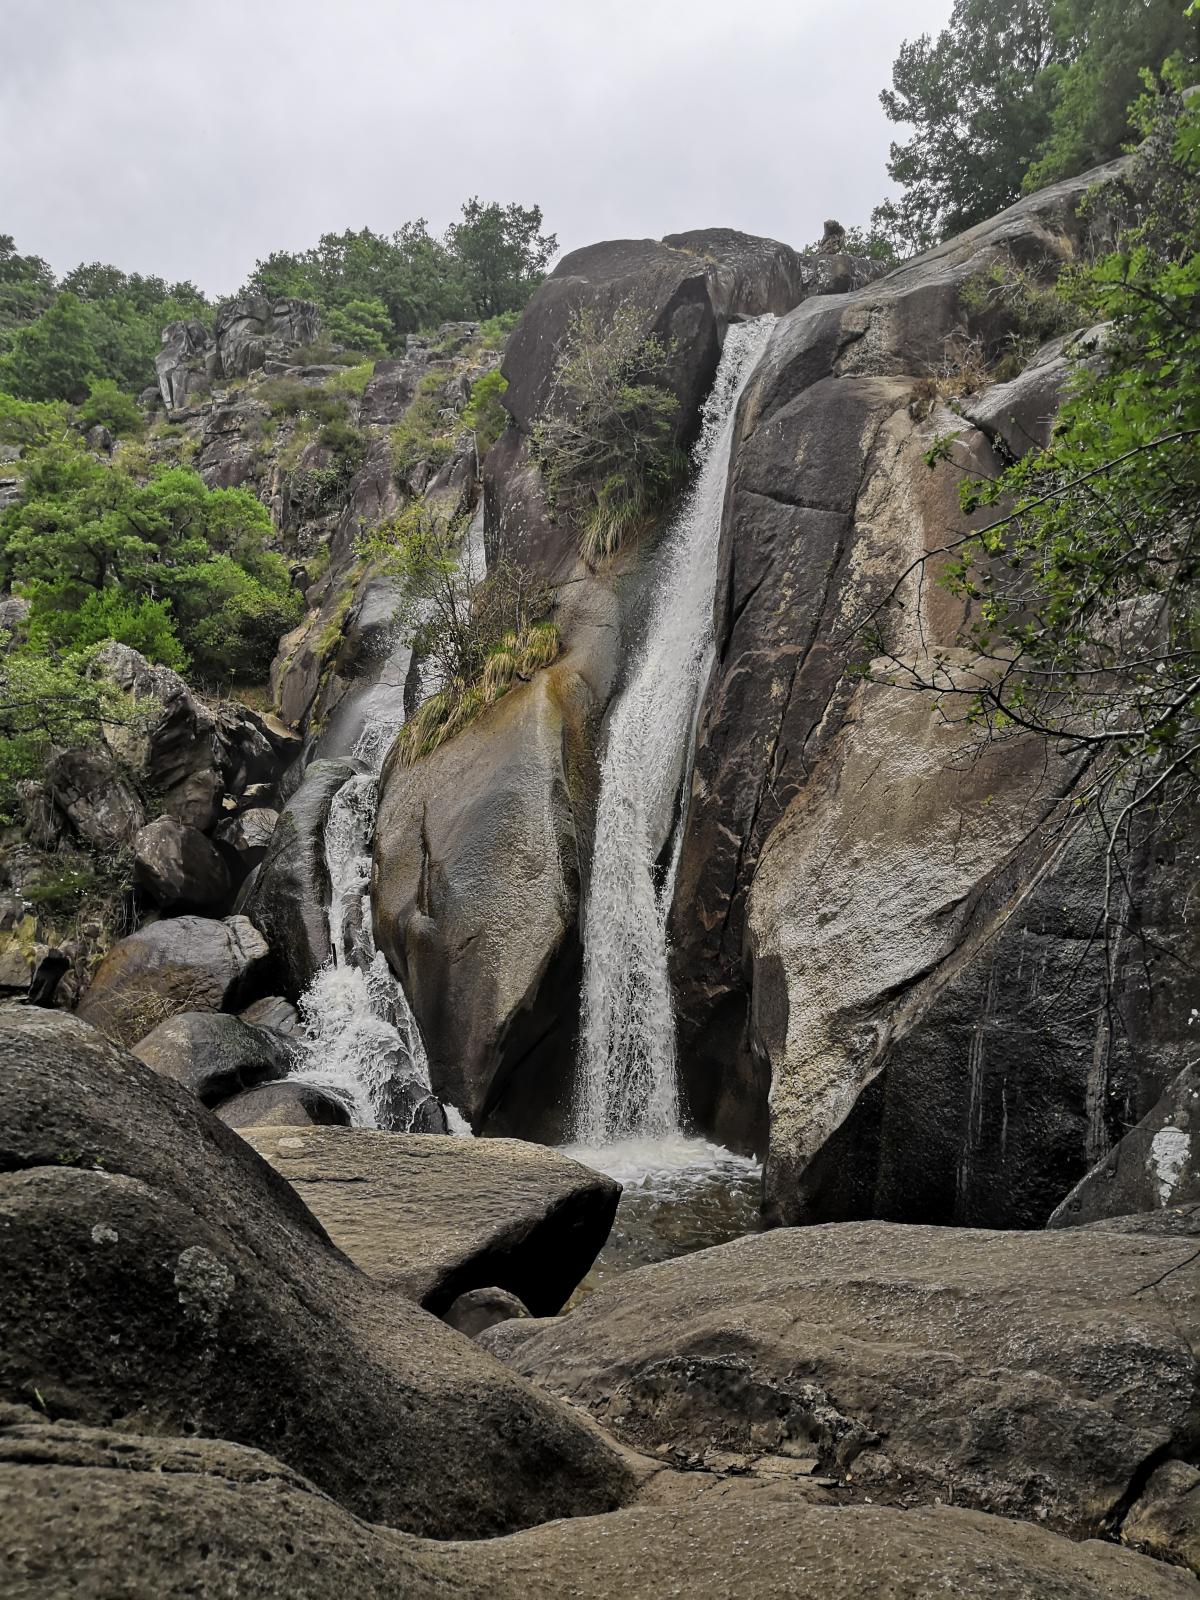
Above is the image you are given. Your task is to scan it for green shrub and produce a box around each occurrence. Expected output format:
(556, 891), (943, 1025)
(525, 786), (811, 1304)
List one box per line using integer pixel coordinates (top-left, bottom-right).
(316, 416), (366, 468)
(531, 304), (682, 563)
(0, 392), (68, 450)
(361, 498), (558, 762)
(0, 641), (127, 821)
(389, 370), (461, 481)
(957, 261), (1076, 376)
(260, 378), (348, 426)
(462, 367), (509, 458)
(479, 311), (520, 349)
(33, 589), (187, 670)
(76, 378), (144, 439)
(325, 361), (374, 397)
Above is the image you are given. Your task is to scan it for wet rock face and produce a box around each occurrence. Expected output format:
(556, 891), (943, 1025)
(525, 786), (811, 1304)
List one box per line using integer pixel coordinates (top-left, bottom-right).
(1050, 1062), (1200, 1228)
(242, 1125), (620, 1315)
(483, 1219), (1200, 1547)
(241, 759), (358, 999)
(372, 675), (586, 1139)
(0, 1008), (636, 1539)
(369, 230), (879, 1144)
(664, 152), (1200, 1223)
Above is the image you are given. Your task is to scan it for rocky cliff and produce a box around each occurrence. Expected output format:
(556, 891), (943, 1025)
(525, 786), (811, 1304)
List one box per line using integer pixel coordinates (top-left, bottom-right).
(373, 175), (1198, 1229)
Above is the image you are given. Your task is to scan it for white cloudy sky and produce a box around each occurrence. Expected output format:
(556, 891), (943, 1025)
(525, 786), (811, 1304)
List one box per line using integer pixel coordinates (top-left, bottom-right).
(1, 0), (951, 295)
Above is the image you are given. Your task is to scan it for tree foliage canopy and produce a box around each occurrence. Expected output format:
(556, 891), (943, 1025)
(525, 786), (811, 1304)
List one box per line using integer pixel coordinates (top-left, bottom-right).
(0, 442), (300, 680)
(874, 0), (1199, 250)
(245, 199), (556, 357)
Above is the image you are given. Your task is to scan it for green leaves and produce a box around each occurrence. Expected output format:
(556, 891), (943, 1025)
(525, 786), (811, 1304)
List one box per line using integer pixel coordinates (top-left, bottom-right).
(0, 436), (297, 683)
(918, 92), (1200, 790)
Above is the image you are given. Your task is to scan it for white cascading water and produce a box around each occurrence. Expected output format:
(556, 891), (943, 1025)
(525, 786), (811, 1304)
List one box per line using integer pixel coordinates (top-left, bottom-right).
(574, 315), (776, 1150)
(286, 510), (486, 1131)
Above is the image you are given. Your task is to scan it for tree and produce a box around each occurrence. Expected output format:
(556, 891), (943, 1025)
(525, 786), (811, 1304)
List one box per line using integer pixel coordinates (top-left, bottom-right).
(873, 0), (1199, 251)
(873, 0), (1061, 251)
(446, 199), (556, 320)
(0, 234), (56, 349)
(1026, 0), (1200, 187)
(323, 296), (393, 356)
(1, 293), (99, 403)
(0, 444), (300, 680)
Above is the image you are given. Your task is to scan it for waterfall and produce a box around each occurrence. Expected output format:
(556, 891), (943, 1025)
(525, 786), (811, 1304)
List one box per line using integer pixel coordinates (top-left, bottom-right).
(575, 315), (775, 1147)
(289, 766), (436, 1129)
(286, 509), (486, 1132)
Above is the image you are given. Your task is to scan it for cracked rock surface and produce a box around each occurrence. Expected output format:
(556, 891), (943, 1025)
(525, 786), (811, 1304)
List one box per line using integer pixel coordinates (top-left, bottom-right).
(481, 1219), (1200, 1547)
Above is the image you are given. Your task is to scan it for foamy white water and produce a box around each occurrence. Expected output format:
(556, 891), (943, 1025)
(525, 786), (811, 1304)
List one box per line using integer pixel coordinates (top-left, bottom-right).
(565, 1133), (760, 1191)
(575, 317), (775, 1146)
(285, 513), (487, 1134)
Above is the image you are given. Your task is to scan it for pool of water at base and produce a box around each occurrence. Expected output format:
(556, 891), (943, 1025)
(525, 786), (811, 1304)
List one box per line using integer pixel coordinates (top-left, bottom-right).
(561, 1135), (763, 1302)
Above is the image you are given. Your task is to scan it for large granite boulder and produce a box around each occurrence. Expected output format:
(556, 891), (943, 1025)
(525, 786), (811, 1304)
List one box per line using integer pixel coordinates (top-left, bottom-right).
(133, 816), (232, 911)
(75, 914), (270, 1045)
(373, 674), (586, 1138)
(501, 228), (875, 444)
(95, 643), (297, 832)
(133, 1011), (294, 1106)
(0, 1008), (635, 1538)
(483, 1220), (1199, 1546)
(1050, 1062), (1200, 1228)
(5, 1408), (1194, 1599)
(242, 759), (358, 998)
(242, 1125), (620, 1314)
(213, 295), (321, 379)
(45, 748), (144, 851)
(213, 805), (279, 869)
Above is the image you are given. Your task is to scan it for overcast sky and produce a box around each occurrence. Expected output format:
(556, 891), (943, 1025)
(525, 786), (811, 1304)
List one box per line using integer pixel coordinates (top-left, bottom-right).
(2, 0), (951, 296)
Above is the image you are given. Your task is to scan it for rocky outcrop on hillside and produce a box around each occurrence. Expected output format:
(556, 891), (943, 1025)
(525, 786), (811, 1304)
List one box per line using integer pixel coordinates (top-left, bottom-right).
(155, 295), (322, 409)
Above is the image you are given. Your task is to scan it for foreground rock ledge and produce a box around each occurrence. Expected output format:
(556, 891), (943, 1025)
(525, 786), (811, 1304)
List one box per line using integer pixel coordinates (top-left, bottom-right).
(0, 1008), (634, 1538)
(242, 1125), (620, 1314)
(2, 1409), (1194, 1600)
(482, 1220), (1200, 1550)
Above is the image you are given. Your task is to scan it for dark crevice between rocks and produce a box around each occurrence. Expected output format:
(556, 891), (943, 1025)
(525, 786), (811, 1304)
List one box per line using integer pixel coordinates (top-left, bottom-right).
(1108, 1443), (1195, 1541)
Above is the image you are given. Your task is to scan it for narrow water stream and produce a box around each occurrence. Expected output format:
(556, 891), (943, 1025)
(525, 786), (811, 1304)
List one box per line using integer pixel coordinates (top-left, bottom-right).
(284, 510), (486, 1132)
(569, 316), (776, 1274)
